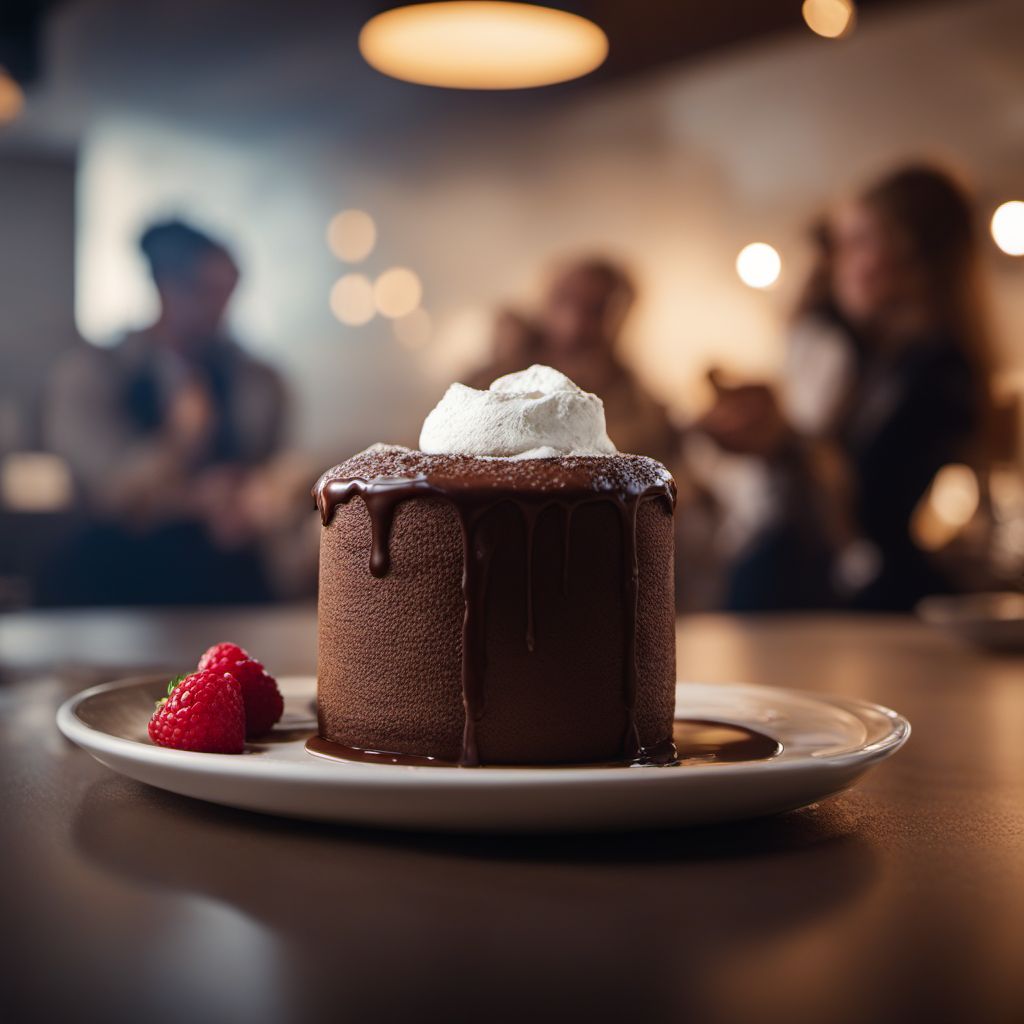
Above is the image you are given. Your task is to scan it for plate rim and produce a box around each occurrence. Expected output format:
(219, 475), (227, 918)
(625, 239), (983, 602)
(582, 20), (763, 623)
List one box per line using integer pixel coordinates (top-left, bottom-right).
(56, 674), (911, 788)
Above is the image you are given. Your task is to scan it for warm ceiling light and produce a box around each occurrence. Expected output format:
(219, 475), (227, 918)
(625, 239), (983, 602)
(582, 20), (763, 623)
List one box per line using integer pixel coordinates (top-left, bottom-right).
(330, 274), (376, 326)
(0, 67), (25, 124)
(736, 243), (781, 289)
(802, 0), (856, 39)
(374, 267), (423, 319)
(327, 209), (377, 262)
(359, 2), (608, 90)
(991, 200), (1024, 256)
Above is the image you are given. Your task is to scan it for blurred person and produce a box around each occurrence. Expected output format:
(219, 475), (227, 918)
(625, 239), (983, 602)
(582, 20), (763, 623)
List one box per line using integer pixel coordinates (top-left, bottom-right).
(698, 165), (992, 611)
(45, 219), (288, 604)
(537, 258), (678, 465)
(464, 309), (541, 389)
(780, 220), (858, 439)
(683, 223), (858, 606)
(470, 258), (706, 605)
(471, 257), (679, 465)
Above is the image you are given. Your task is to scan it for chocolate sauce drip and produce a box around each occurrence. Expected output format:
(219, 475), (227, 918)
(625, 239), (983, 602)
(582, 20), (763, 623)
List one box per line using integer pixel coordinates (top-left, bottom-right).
(314, 453), (676, 767)
(316, 477), (433, 578)
(306, 719), (783, 769)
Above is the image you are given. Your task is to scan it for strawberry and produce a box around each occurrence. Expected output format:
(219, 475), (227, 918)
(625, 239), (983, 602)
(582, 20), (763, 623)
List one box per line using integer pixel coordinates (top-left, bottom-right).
(148, 670), (245, 754)
(197, 642), (284, 738)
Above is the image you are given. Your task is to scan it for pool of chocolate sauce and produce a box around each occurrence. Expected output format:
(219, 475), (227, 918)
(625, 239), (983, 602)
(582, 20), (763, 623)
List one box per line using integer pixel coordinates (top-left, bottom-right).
(305, 718), (782, 768)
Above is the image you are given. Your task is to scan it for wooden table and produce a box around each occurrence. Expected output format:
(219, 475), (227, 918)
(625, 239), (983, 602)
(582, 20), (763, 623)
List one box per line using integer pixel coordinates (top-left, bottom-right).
(2, 608), (1022, 1024)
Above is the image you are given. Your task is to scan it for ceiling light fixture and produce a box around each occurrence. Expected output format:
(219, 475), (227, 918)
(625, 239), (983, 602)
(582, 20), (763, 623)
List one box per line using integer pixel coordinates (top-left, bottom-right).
(359, 2), (608, 90)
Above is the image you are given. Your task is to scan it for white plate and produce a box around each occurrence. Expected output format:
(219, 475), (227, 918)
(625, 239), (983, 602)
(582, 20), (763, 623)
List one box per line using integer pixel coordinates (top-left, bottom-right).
(57, 676), (909, 833)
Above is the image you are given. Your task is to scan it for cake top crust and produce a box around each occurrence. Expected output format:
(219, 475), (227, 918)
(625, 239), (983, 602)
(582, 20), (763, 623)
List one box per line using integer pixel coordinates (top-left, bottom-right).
(313, 445), (676, 502)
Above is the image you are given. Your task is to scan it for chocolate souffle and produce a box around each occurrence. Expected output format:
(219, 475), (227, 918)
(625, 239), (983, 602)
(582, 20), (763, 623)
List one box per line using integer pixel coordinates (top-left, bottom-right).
(312, 367), (677, 766)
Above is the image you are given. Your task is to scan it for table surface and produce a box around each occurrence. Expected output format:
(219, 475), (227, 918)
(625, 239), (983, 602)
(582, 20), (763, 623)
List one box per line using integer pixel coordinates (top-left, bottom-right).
(2, 606), (1022, 1024)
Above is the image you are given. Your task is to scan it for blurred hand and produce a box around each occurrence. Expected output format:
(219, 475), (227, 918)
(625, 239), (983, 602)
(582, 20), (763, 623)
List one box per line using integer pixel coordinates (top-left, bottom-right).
(191, 466), (255, 549)
(166, 378), (215, 455)
(696, 377), (791, 458)
(189, 456), (316, 549)
(235, 454), (318, 532)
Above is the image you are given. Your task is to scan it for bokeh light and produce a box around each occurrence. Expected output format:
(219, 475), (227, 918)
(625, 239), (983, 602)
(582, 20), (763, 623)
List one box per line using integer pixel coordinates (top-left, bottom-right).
(0, 453), (73, 511)
(735, 243), (781, 289)
(374, 267), (423, 319)
(930, 464), (980, 527)
(802, 0), (856, 39)
(0, 67), (25, 124)
(330, 274), (375, 326)
(392, 308), (432, 350)
(913, 463), (980, 550)
(326, 209), (377, 263)
(990, 201), (1024, 256)
(359, 2), (608, 90)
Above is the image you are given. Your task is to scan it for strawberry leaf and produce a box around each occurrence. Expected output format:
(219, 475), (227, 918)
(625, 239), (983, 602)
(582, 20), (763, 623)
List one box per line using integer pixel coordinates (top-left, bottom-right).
(155, 673), (188, 710)
(167, 673), (188, 696)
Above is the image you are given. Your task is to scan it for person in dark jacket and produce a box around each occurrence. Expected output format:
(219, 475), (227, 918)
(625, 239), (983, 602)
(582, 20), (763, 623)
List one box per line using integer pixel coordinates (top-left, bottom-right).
(46, 220), (286, 604)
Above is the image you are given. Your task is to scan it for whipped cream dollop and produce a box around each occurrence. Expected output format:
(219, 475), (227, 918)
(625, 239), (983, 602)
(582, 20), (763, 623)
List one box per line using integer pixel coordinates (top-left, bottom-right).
(419, 365), (617, 459)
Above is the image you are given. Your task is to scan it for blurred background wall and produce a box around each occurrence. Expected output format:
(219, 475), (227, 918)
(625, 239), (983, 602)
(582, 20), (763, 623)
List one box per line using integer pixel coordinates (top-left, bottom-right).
(0, 0), (1014, 463)
(0, 152), (76, 451)
(0, 0), (1021, 608)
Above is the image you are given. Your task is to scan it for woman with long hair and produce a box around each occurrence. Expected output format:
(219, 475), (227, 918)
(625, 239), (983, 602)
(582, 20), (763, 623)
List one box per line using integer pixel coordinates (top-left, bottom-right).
(699, 165), (993, 610)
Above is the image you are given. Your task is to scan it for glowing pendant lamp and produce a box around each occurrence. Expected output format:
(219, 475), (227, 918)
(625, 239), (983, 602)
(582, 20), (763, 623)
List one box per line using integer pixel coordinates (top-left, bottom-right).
(359, 2), (609, 90)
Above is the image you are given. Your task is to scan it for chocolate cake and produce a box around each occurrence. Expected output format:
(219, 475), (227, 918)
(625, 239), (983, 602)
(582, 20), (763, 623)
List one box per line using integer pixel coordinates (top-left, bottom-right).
(312, 446), (677, 766)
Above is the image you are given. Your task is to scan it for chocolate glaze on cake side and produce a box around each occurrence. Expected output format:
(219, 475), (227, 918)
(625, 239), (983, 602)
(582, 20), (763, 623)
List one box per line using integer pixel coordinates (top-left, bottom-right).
(314, 446), (677, 767)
